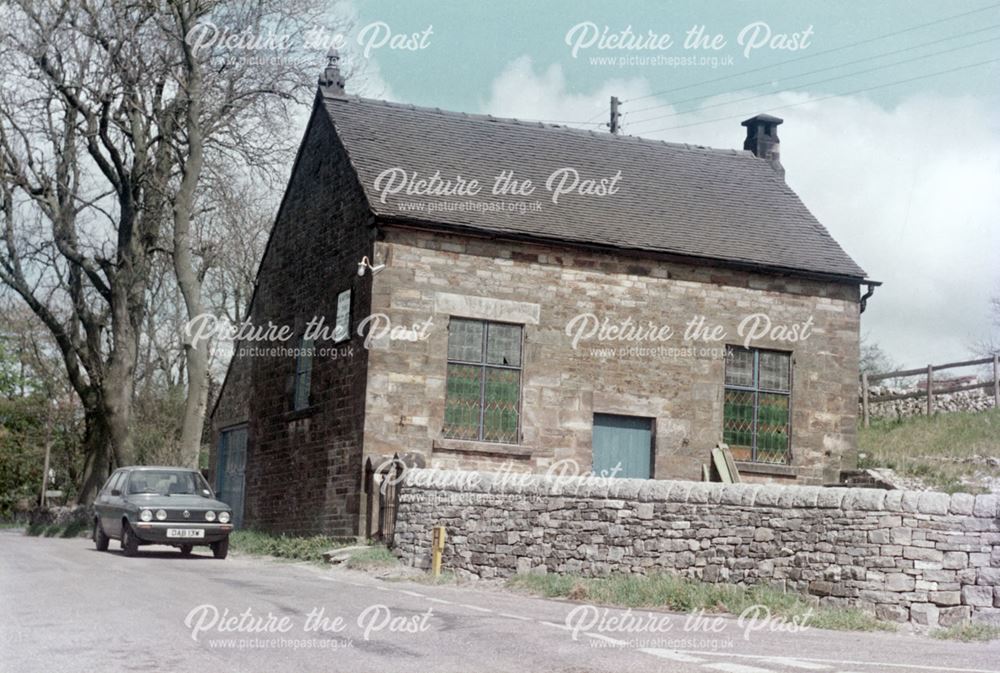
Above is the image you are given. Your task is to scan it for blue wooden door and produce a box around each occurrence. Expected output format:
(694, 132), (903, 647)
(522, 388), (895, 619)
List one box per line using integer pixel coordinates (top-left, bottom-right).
(217, 426), (247, 528)
(592, 414), (654, 479)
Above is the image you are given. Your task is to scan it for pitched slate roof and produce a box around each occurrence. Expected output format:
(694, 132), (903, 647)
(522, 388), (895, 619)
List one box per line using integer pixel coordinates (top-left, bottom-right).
(320, 92), (866, 280)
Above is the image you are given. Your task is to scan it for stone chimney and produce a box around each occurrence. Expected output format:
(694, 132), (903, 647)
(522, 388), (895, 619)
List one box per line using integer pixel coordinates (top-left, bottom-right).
(741, 114), (784, 177)
(319, 47), (345, 95)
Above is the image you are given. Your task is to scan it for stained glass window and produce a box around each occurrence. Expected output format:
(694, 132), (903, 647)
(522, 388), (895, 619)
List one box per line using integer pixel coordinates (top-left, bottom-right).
(443, 318), (522, 443)
(723, 346), (791, 464)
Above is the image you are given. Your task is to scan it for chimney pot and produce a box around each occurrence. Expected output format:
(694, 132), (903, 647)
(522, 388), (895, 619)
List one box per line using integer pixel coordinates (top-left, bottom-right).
(741, 114), (784, 177)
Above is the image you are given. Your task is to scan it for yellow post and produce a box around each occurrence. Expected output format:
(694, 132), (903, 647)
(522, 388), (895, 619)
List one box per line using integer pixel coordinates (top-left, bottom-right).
(431, 526), (446, 577)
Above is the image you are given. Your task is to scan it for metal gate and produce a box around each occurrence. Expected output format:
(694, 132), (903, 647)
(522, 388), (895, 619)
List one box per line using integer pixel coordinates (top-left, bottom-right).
(216, 425), (247, 528)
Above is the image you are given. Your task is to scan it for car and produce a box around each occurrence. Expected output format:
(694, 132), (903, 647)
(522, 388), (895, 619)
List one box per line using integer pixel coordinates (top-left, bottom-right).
(92, 466), (234, 559)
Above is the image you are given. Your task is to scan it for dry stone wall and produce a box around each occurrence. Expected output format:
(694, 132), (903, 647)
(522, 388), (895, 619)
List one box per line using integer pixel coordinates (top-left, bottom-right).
(394, 469), (1000, 627)
(864, 387), (995, 420)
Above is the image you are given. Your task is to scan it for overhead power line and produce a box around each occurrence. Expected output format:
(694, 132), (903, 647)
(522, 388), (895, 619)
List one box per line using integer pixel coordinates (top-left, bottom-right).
(627, 22), (1000, 119)
(632, 56), (1000, 136)
(624, 2), (1000, 104)
(626, 33), (1000, 128)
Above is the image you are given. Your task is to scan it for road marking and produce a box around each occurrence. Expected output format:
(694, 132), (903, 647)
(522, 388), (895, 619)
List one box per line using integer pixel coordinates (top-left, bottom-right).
(459, 604), (493, 613)
(398, 590), (425, 597)
(677, 650), (1000, 673)
(703, 664), (775, 673)
(585, 632), (626, 646)
(499, 612), (533, 622)
(540, 620), (570, 630)
(639, 648), (705, 663)
(425, 597), (452, 605)
(761, 658), (831, 670)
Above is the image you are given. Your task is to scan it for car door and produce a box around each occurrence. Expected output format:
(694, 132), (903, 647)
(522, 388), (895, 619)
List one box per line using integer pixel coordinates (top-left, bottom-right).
(95, 471), (119, 535)
(104, 470), (127, 538)
(93, 472), (115, 533)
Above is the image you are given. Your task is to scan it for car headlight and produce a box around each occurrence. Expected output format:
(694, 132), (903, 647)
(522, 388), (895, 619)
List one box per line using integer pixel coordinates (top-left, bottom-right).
(139, 509), (153, 522)
(155, 509), (167, 521)
(204, 510), (216, 522)
(218, 511), (231, 524)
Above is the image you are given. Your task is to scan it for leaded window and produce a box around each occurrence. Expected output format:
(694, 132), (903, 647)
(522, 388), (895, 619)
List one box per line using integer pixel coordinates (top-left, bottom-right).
(443, 318), (522, 443)
(335, 289), (351, 342)
(292, 338), (314, 410)
(723, 346), (791, 464)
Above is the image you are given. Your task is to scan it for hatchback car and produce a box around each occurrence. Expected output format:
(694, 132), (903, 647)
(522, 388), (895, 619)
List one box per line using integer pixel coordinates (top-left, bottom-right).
(92, 466), (234, 558)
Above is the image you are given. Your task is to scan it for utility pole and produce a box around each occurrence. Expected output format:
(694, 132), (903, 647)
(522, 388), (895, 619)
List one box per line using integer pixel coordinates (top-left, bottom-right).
(609, 96), (621, 135)
(39, 400), (52, 507)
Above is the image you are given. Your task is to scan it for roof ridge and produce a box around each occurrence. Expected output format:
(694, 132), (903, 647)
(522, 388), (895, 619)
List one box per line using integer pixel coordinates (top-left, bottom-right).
(322, 90), (751, 158)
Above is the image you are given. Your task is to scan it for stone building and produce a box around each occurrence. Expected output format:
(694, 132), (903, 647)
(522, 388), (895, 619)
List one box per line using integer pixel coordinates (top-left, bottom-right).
(209, 61), (874, 536)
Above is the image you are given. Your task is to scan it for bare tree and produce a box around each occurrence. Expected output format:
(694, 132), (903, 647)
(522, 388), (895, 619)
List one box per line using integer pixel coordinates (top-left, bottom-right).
(970, 289), (1000, 360)
(161, 0), (344, 467)
(0, 2), (170, 498)
(0, 0), (354, 496)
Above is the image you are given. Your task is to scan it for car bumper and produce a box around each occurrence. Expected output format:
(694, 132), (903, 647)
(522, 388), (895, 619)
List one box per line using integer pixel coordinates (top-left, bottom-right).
(131, 521), (233, 544)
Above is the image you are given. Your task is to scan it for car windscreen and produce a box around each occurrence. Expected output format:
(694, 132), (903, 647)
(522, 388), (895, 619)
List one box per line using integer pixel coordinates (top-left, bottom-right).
(127, 470), (211, 496)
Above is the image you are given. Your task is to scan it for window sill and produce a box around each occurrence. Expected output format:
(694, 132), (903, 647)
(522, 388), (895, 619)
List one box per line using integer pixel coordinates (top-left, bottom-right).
(734, 461), (799, 477)
(284, 405), (319, 422)
(432, 438), (532, 458)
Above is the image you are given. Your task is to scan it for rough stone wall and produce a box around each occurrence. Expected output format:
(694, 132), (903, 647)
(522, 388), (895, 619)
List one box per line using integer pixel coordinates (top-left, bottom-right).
(225, 98), (376, 535)
(394, 469), (1000, 627)
(866, 387), (996, 421)
(365, 227), (861, 485)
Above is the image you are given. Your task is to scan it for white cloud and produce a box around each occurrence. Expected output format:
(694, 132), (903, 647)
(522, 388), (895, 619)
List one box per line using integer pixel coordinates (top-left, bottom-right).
(482, 56), (650, 129)
(482, 58), (1000, 368)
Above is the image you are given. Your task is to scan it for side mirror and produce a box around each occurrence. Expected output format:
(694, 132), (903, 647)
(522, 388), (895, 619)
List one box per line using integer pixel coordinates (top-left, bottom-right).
(110, 489), (121, 496)
(202, 489), (212, 498)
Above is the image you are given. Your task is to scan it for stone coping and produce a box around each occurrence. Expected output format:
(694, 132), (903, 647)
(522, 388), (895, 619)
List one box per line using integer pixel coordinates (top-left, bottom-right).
(400, 469), (1000, 518)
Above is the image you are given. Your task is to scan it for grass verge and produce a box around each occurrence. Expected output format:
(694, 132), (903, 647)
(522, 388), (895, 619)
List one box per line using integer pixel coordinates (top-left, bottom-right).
(228, 530), (354, 563)
(343, 545), (399, 571)
(933, 622), (1000, 642)
(508, 572), (892, 633)
(858, 409), (1000, 493)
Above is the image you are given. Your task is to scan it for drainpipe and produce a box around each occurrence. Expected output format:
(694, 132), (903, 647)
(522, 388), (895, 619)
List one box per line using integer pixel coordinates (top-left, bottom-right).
(859, 281), (880, 314)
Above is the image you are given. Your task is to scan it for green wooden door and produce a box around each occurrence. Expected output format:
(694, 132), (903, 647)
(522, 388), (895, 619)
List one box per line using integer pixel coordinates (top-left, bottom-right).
(592, 414), (654, 479)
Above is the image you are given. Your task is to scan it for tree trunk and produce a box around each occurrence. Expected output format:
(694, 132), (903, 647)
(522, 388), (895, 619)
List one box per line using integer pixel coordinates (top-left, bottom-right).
(174, 7), (208, 469)
(77, 405), (112, 503)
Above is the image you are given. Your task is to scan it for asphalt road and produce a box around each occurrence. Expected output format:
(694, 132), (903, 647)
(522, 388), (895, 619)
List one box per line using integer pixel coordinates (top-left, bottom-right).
(2, 530), (999, 673)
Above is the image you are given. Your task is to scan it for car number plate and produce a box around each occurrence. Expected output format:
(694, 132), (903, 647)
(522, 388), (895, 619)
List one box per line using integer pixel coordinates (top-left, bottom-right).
(166, 528), (204, 538)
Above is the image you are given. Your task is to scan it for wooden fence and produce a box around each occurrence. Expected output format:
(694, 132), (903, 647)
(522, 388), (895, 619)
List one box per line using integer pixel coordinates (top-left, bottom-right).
(860, 354), (1000, 427)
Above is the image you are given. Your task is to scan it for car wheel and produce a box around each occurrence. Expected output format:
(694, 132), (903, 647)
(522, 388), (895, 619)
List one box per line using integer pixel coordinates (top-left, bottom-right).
(121, 522), (139, 557)
(211, 537), (229, 560)
(179, 544), (193, 555)
(94, 519), (110, 552)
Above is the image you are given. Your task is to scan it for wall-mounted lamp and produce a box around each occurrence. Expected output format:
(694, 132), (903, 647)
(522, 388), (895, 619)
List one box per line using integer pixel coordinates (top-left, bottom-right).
(357, 255), (385, 277)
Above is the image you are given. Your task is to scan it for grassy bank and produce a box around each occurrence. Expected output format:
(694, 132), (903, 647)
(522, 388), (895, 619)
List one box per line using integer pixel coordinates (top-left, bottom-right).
(933, 621), (1000, 642)
(859, 409), (1000, 493)
(227, 530), (398, 568)
(508, 572), (892, 633)
(228, 530), (355, 563)
(342, 545), (398, 570)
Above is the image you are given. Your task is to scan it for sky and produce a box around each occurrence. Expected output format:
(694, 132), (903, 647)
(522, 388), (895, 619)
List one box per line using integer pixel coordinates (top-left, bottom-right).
(328, 0), (1000, 368)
